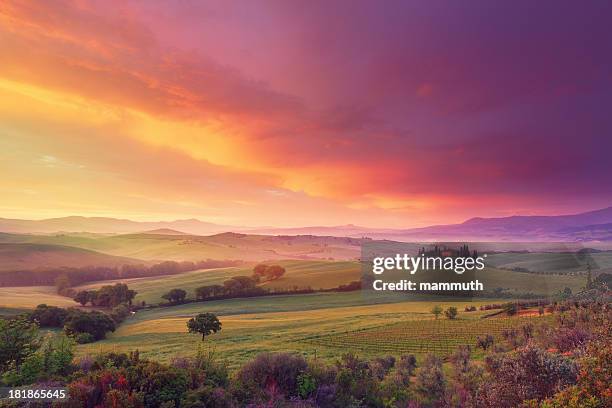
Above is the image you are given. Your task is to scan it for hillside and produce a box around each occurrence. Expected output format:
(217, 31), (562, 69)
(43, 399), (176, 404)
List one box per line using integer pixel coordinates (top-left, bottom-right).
(74, 260), (361, 304)
(0, 216), (235, 235)
(0, 243), (141, 272)
(0, 232), (364, 262)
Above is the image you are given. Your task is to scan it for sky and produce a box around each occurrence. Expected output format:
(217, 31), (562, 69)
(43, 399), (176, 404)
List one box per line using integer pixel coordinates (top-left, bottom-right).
(1, 0), (611, 228)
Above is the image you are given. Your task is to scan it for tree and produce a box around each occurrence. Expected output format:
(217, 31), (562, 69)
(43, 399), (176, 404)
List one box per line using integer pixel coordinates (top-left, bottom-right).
(74, 290), (91, 306)
(63, 310), (116, 341)
(252, 264), (269, 277)
(162, 288), (187, 304)
(223, 276), (257, 296)
(444, 306), (458, 320)
(195, 286), (214, 300)
(476, 334), (494, 351)
(266, 265), (286, 280)
(431, 305), (443, 320)
(0, 317), (40, 371)
(252, 264), (285, 282)
(30, 304), (69, 327)
(586, 262), (593, 290)
(187, 313), (222, 341)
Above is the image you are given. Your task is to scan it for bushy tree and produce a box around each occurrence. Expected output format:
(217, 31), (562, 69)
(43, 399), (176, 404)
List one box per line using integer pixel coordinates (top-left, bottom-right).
(251, 264), (286, 282)
(187, 313), (222, 341)
(29, 304), (69, 328)
(0, 317), (40, 372)
(478, 344), (577, 406)
(476, 334), (494, 351)
(431, 305), (443, 319)
(3, 334), (75, 386)
(234, 352), (308, 402)
(73, 290), (91, 306)
(444, 306), (458, 320)
(64, 310), (116, 340)
(162, 288), (187, 304)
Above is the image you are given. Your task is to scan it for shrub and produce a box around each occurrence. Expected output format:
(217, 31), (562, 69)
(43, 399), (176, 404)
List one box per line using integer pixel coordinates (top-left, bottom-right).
(75, 333), (95, 344)
(444, 306), (458, 320)
(478, 344), (577, 406)
(235, 352), (308, 401)
(552, 327), (591, 352)
(476, 334), (494, 351)
(29, 304), (69, 328)
(63, 310), (116, 341)
(397, 354), (417, 376)
(416, 354), (445, 403)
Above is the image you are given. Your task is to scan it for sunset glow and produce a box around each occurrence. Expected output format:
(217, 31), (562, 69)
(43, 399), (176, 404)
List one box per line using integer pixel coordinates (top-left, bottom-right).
(1, 0), (611, 227)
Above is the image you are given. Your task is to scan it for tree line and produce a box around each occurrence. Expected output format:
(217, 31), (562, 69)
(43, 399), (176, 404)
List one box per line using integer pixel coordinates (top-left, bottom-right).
(73, 283), (137, 308)
(161, 264), (287, 304)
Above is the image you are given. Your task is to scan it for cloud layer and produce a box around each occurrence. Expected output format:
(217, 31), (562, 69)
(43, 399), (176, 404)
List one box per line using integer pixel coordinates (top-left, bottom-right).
(1, 0), (611, 226)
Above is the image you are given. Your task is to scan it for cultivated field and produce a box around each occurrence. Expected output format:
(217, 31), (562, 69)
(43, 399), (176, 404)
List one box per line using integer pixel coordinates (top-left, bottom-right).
(76, 294), (507, 368)
(303, 314), (553, 357)
(0, 286), (78, 309)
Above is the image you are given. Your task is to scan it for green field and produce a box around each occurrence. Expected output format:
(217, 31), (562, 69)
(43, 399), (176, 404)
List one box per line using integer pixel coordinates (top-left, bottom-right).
(77, 294), (508, 368)
(74, 260), (361, 304)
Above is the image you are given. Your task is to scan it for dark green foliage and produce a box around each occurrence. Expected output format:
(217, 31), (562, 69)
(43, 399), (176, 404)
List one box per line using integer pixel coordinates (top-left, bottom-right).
(93, 283), (137, 307)
(3, 334), (75, 386)
(187, 313), (222, 340)
(64, 310), (116, 340)
(29, 304), (69, 327)
(110, 304), (131, 324)
(73, 290), (93, 306)
(74, 283), (136, 307)
(162, 288), (187, 304)
(127, 360), (189, 408)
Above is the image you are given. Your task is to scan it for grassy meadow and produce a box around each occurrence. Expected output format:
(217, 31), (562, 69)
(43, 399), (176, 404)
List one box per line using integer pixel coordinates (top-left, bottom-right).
(77, 295), (509, 368)
(0, 285), (81, 309)
(73, 260), (361, 304)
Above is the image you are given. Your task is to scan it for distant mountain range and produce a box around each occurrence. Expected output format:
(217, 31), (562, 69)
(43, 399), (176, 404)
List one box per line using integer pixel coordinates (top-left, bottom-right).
(1, 206), (612, 241)
(0, 216), (234, 235)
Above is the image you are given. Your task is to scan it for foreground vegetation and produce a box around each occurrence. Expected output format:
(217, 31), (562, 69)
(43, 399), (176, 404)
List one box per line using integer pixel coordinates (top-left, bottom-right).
(1, 295), (609, 407)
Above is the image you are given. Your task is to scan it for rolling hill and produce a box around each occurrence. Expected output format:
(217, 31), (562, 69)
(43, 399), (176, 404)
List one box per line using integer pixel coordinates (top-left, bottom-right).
(0, 243), (141, 272)
(0, 232), (365, 262)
